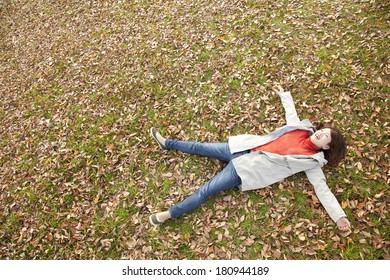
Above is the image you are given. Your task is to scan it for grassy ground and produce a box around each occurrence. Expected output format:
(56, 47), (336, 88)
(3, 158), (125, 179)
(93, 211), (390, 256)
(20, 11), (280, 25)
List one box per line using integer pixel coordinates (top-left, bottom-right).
(0, 0), (389, 259)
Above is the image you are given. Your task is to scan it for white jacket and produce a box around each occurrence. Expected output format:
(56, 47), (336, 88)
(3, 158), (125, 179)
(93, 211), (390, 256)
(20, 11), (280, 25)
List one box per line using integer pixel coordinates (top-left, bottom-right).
(229, 92), (346, 223)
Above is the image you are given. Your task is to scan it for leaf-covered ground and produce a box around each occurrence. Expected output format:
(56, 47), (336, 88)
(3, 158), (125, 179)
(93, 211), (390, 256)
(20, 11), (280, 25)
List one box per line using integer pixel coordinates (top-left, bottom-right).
(0, 0), (389, 259)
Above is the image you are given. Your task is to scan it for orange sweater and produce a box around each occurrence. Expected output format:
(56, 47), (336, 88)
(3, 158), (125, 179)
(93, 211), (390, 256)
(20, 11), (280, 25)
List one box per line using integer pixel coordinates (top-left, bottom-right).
(252, 130), (319, 155)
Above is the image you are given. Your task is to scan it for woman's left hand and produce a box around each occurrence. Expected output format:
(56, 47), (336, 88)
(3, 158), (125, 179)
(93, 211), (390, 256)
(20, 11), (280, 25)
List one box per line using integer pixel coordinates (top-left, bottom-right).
(336, 217), (351, 231)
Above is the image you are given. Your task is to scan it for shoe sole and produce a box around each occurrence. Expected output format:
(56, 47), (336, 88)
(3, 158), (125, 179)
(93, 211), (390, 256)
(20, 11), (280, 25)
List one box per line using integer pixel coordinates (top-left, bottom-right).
(149, 214), (161, 226)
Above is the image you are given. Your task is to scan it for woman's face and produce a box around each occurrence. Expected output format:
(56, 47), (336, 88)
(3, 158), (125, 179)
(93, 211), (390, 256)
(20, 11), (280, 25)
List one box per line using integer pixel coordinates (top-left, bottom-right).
(310, 128), (332, 150)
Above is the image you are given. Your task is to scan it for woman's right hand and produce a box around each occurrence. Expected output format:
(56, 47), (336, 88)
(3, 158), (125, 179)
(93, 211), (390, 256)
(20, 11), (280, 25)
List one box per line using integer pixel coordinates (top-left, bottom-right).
(272, 85), (285, 95)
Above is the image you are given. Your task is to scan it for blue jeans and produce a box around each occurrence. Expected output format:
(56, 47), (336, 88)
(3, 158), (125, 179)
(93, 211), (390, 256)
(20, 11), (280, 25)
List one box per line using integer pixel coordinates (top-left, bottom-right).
(165, 140), (248, 219)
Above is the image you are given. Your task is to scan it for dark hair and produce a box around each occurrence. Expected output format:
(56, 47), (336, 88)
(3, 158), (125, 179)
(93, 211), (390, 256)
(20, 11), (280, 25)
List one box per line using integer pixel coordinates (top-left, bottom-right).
(315, 123), (347, 167)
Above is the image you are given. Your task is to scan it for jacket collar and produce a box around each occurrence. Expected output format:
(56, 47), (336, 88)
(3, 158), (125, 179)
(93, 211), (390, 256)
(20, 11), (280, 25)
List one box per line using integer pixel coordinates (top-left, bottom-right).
(292, 151), (328, 166)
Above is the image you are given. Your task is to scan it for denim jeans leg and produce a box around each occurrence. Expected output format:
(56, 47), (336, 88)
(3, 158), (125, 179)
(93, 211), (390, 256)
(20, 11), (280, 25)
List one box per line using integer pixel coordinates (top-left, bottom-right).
(169, 161), (241, 219)
(165, 140), (232, 162)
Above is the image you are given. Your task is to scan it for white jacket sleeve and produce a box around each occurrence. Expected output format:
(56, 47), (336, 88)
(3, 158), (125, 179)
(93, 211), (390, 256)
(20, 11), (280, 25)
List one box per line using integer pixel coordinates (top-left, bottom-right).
(305, 167), (347, 223)
(279, 92), (301, 125)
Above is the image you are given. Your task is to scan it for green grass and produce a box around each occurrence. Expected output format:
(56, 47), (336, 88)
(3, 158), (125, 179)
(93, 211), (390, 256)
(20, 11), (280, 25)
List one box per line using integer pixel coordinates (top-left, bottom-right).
(0, 0), (388, 260)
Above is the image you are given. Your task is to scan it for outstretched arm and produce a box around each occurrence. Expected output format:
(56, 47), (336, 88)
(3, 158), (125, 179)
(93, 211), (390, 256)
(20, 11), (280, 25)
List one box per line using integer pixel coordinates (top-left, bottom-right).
(272, 85), (301, 125)
(305, 167), (351, 232)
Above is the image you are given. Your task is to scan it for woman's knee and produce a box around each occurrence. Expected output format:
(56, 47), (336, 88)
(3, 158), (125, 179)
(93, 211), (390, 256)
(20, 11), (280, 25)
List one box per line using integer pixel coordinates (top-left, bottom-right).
(196, 187), (212, 204)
